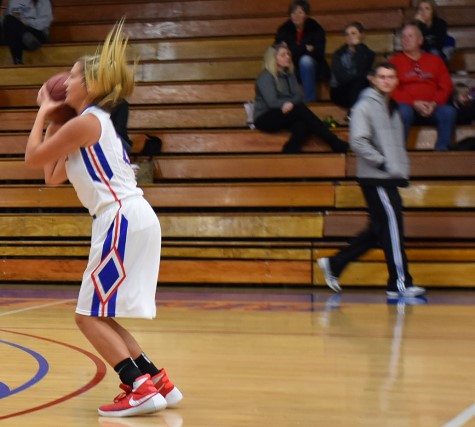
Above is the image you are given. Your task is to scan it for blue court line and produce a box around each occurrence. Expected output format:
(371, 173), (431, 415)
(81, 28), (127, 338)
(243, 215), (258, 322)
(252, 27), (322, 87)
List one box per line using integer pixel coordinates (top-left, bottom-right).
(0, 339), (49, 399)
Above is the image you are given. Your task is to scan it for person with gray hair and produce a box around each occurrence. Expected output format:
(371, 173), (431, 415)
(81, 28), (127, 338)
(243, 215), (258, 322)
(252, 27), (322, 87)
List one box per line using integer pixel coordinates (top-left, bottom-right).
(390, 23), (456, 151)
(253, 43), (347, 153)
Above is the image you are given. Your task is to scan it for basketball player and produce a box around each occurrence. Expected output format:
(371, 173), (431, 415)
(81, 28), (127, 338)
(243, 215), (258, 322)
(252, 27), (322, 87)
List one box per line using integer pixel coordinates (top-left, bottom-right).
(25, 21), (182, 417)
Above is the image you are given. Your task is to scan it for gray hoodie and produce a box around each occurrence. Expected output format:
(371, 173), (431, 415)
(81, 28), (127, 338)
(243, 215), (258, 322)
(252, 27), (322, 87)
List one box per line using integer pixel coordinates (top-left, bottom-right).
(7, 0), (53, 33)
(350, 87), (409, 187)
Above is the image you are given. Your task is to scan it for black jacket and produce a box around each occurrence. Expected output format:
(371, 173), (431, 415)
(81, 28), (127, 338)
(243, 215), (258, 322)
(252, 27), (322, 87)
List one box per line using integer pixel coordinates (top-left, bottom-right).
(275, 18), (330, 79)
(416, 16), (448, 57)
(330, 43), (375, 87)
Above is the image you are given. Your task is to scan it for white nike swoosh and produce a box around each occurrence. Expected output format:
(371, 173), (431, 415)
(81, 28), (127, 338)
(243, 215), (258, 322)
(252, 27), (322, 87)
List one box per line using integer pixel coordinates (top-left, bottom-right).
(129, 393), (155, 407)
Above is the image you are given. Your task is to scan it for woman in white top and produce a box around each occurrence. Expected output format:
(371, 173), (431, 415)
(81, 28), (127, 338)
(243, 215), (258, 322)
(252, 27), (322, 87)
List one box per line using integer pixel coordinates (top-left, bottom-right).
(25, 21), (182, 418)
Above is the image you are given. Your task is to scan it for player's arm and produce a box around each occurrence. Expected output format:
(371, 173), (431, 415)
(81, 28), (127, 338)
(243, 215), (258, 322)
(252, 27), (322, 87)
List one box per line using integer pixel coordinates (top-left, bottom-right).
(43, 157), (68, 185)
(42, 123), (68, 185)
(25, 85), (101, 168)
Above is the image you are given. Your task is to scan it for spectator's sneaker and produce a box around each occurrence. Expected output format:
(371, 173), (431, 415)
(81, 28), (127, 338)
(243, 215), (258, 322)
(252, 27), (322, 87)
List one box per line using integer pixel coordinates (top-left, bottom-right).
(386, 286), (426, 298)
(317, 258), (342, 293)
(98, 374), (167, 417)
(151, 369), (183, 406)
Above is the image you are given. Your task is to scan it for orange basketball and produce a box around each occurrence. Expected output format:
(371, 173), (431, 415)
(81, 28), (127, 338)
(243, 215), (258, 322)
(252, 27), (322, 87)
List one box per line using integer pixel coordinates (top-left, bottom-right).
(45, 72), (76, 123)
(45, 72), (70, 101)
(48, 104), (77, 124)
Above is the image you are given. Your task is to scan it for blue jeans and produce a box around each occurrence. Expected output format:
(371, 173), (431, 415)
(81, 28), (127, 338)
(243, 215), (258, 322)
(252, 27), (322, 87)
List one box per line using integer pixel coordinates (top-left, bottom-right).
(398, 103), (457, 151)
(298, 55), (317, 102)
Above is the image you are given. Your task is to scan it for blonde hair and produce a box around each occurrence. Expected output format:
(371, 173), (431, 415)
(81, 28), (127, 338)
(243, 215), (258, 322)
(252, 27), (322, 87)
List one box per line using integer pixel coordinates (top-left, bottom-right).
(263, 43), (294, 91)
(80, 20), (135, 111)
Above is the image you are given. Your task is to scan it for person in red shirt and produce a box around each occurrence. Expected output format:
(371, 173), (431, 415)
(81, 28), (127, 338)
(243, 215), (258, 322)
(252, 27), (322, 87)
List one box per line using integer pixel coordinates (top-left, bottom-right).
(390, 23), (456, 151)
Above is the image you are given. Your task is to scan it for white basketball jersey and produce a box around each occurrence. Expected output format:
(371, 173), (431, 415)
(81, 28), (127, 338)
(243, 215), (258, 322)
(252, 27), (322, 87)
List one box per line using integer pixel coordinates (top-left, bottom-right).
(66, 105), (142, 217)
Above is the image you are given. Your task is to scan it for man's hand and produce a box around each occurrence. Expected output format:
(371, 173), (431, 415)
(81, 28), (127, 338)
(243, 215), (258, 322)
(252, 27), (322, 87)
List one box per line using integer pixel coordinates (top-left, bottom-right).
(414, 100), (436, 117)
(281, 102), (294, 114)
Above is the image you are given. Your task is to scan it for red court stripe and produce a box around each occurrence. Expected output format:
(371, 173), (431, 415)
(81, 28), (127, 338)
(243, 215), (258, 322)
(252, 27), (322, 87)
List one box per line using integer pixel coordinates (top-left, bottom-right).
(0, 328), (107, 420)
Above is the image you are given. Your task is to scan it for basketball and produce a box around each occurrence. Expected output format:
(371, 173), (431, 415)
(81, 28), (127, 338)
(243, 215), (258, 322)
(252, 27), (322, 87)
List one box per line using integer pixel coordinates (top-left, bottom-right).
(48, 104), (77, 124)
(44, 72), (76, 124)
(45, 72), (70, 101)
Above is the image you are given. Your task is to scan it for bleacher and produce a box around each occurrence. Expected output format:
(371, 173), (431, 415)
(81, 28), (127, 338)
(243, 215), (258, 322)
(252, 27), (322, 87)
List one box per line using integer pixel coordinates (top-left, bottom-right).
(0, 0), (474, 288)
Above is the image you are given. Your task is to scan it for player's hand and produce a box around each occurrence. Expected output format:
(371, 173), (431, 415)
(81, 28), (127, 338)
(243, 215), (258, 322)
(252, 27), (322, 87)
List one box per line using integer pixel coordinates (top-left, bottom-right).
(37, 84), (63, 115)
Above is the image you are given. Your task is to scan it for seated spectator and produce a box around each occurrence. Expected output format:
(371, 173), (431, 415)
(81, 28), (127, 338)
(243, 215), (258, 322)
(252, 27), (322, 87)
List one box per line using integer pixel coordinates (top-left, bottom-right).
(275, 0), (330, 102)
(414, 0), (453, 62)
(390, 23), (456, 151)
(2, 0), (53, 64)
(330, 22), (376, 112)
(452, 82), (474, 125)
(253, 43), (347, 154)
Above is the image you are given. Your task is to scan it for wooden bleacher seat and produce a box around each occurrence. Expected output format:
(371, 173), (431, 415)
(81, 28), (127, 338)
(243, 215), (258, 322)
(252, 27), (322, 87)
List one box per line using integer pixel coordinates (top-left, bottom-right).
(347, 151), (475, 178)
(427, 6), (475, 27)
(323, 211), (475, 239)
(0, 31), (395, 67)
(334, 181), (475, 208)
(4, 152), (475, 182)
(0, 104), (348, 131)
(47, 15), (403, 43)
(0, 82), (257, 108)
(0, 182), (336, 208)
(49, 0), (412, 23)
(0, 0), (474, 287)
(2, 126), (474, 157)
(0, 212), (473, 286)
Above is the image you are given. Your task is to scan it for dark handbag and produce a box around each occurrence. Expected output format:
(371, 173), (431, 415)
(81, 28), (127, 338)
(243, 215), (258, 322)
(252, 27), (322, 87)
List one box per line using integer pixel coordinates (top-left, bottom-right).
(140, 134), (162, 157)
(135, 135), (162, 185)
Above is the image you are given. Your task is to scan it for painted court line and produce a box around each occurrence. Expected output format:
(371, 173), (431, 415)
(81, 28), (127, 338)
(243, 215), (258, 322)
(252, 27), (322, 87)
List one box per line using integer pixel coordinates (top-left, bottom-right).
(0, 299), (75, 317)
(442, 403), (475, 427)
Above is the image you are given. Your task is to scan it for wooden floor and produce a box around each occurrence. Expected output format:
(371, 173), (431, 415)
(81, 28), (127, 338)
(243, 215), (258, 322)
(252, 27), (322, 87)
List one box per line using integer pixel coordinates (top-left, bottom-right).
(1, 285), (475, 426)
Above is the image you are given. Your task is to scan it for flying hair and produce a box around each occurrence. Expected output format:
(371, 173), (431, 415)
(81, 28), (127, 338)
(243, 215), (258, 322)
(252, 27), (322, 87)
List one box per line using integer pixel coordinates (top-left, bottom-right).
(80, 19), (136, 111)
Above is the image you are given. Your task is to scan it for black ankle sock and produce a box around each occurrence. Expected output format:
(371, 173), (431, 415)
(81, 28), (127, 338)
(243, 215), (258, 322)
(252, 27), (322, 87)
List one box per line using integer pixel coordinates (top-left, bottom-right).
(114, 357), (143, 387)
(134, 353), (160, 377)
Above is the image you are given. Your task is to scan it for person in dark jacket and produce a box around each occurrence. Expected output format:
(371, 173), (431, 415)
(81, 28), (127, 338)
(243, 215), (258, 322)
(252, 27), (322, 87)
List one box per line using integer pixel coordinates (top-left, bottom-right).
(275, 0), (330, 102)
(414, 0), (450, 61)
(253, 43), (347, 154)
(317, 62), (426, 299)
(330, 22), (376, 111)
(451, 82), (474, 125)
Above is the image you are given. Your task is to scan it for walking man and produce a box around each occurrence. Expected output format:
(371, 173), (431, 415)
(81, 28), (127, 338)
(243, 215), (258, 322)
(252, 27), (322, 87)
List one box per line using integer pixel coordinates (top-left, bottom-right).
(317, 62), (426, 298)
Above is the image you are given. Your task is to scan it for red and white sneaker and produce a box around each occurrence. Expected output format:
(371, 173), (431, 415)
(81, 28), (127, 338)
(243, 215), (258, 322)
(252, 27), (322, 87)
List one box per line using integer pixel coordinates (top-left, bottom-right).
(98, 374), (167, 417)
(151, 369), (183, 406)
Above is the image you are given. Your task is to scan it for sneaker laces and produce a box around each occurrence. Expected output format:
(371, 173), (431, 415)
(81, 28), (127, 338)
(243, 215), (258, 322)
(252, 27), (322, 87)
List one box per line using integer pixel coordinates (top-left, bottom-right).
(113, 383), (132, 403)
